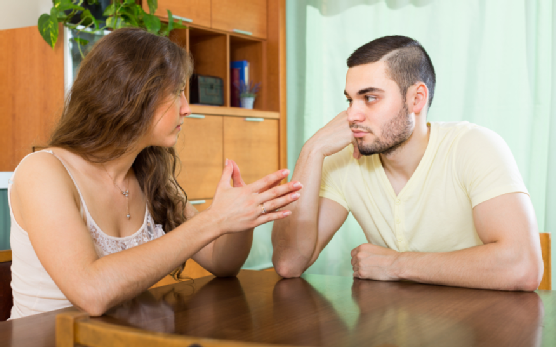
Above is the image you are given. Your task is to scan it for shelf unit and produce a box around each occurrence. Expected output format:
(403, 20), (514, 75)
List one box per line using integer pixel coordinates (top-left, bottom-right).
(157, 0), (286, 203)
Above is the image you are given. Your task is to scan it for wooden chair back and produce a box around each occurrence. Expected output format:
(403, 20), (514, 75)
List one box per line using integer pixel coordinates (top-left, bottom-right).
(56, 309), (295, 347)
(539, 232), (551, 290)
(0, 249), (13, 321)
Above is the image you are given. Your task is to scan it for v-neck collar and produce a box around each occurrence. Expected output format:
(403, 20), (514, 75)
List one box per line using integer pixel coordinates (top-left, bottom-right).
(373, 123), (437, 200)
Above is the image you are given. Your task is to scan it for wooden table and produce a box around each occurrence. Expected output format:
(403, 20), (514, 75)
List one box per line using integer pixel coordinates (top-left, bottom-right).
(1, 270), (555, 346)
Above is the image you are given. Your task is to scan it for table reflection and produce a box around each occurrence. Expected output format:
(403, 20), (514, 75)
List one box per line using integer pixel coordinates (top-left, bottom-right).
(100, 272), (545, 347)
(351, 280), (544, 347)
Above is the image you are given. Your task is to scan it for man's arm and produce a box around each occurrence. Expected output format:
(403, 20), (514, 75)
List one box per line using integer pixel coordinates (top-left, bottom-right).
(272, 112), (359, 277)
(352, 192), (543, 291)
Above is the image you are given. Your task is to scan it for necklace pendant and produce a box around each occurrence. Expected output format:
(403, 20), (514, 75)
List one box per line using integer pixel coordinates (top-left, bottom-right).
(127, 214), (131, 219)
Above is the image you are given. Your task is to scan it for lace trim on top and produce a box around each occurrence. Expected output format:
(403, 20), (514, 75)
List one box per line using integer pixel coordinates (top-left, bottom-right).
(89, 209), (165, 257)
(41, 150), (165, 258)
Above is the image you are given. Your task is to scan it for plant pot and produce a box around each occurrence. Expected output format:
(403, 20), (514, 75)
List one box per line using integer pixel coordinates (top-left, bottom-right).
(240, 96), (255, 109)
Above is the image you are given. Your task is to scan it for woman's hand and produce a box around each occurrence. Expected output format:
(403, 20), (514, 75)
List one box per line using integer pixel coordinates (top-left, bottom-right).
(208, 159), (302, 234)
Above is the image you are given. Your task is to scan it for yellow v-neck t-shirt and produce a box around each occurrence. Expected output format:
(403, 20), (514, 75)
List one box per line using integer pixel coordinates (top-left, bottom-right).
(319, 121), (528, 252)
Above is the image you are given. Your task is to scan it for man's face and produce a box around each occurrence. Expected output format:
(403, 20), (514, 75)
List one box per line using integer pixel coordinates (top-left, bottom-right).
(344, 61), (414, 156)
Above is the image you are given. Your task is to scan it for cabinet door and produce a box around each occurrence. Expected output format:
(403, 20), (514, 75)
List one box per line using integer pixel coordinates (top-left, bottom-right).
(223, 117), (279, 184)
(147, 0), (211, 28)
(175, 115), (223, 200)
(211, 0), (267, 39)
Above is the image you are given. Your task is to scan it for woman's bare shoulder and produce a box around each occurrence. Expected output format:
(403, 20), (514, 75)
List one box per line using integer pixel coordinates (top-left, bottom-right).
(12, 148), (78, 200)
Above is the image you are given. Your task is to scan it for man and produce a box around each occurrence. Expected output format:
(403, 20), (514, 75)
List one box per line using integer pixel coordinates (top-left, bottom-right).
(271, 35), (543, 291)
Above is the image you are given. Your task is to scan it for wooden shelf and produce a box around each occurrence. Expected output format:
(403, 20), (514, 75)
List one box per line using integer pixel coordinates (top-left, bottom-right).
(189, 105), (279, 119)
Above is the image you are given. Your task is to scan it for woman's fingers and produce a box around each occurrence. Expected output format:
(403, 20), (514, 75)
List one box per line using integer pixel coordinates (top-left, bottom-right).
(256, 209), (293, 224)
(256, 180), (302, 205)
(216, 159), (234, 190)
(229, 160), (246, 187)
(248, 169), (290, 194)
(260, 190), (300, 213)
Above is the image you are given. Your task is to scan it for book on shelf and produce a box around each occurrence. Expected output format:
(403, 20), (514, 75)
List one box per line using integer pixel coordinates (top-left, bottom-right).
(230, 60), (249, 107)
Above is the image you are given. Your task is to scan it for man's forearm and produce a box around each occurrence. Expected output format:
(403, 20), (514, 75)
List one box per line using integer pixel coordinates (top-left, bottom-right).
(391, 243), (542, 291)
(272, 142), (325, 277)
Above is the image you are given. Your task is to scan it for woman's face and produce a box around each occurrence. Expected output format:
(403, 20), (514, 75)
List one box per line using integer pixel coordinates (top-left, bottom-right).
(149, 88), (190, 147)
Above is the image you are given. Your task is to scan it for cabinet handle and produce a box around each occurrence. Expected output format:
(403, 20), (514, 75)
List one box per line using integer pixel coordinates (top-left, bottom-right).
(186, 114), (205, 119)
(174, 15), (193, 23)
(189, 200), (206, 205)
(245, 117), (264, 122)
(233, 29), (253, 36)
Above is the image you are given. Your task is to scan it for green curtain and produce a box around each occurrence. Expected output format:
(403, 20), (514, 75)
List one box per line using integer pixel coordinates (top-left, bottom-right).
(0, 189), (10, 250)
(285, 0), (556, 280)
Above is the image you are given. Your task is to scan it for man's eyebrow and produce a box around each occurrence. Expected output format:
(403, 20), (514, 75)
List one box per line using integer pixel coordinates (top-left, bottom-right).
(344, 87), (385, 97)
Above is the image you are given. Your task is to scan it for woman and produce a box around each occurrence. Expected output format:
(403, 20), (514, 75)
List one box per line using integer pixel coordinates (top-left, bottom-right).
(8, 28), (301, 319)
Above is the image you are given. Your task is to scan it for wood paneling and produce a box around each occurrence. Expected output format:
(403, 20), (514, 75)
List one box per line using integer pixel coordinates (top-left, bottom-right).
(539, 232), (551, 290)
(211, 0), (267, 39)
(189, 105), (279, 119)
(0, 25), (64, 171)
(223, 118), (279, 184)
(145, 0), (211, 28)
(175, 115), (223, 200)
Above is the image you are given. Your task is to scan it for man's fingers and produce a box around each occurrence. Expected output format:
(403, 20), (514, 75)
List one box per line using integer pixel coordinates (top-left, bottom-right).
(248, 169), (290, 193)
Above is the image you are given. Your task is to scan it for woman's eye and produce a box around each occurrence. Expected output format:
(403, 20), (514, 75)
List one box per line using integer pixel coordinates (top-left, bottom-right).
(346, 99), (352, 105)
(365, 95), (376, 102)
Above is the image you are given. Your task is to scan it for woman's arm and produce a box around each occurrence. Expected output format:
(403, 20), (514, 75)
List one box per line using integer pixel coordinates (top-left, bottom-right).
(11, 154), (299, 316)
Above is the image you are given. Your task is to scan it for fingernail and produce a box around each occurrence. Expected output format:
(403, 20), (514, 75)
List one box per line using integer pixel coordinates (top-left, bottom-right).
(293, 182), (302, 188)
(281, 169), (290, 176)
(283, 211), (292, 216)
(291, 192), (300, 199)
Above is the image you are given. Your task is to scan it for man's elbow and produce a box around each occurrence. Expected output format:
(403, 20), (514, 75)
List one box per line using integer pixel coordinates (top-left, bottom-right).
(273, 258), (304, 278)
(511, 255), (543, 291)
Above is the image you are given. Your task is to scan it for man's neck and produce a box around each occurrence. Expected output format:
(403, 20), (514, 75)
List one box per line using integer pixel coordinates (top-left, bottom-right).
(379, 121), (431, 192)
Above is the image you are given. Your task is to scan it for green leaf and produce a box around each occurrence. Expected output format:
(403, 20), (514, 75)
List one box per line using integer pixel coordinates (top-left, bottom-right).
(72, 37), (89, 46)
(147, 0), (157, 15)
(173, 19), (188, 30)
(38, 11), (59, 49)
(103, 4), (115, 16)
(143, 13), (161, 34)
(57, 3), (83, 12)
(86, 0), (99, 5)
(125, 0), (135, 4)
(167, 10), (174, 32)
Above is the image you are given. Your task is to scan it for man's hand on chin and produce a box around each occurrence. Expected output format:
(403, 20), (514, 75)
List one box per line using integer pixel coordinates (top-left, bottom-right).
(351, 243), (400, 281)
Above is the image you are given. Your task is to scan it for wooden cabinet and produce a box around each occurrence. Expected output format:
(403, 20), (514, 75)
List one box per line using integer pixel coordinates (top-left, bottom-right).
(175, 115), (223, 199)
(211, 0), (267, 39)
(144, 0), (211, 28)
(223, 117), (279, 184)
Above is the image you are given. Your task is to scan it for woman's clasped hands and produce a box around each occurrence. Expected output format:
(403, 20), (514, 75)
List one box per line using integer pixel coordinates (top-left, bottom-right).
(208, 159), (302, 233)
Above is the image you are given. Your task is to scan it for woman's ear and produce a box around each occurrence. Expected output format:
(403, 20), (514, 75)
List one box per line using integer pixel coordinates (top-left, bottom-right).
(408, 82), (428, 115)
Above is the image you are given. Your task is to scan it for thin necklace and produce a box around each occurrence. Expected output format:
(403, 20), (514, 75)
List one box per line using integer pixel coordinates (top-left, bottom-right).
(102, 164), (131, 219)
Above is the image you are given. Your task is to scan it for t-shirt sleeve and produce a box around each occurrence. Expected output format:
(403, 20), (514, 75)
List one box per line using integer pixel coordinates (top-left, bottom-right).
(454, 126), (528, 208)
(319, 146), (351, 211)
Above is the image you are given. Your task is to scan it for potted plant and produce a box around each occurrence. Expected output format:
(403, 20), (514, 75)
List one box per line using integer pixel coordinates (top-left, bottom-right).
(38, 0), (187, 56)
(234, 81), (261, 109)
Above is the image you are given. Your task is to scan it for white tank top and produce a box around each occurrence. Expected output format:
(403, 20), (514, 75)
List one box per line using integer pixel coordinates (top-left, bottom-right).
(8, 150), (165, 319)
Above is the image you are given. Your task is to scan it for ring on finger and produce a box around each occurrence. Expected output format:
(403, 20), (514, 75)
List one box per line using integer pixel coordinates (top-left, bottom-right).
(260, 204), (267, 214)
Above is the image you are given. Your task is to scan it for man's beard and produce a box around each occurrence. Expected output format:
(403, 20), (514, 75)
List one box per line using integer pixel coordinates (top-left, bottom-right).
(354, 103), (414, 156)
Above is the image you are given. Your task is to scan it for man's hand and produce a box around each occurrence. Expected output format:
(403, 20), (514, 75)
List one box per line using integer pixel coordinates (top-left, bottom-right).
(351, 243), (400, 280)
(307, 111), (361, 159)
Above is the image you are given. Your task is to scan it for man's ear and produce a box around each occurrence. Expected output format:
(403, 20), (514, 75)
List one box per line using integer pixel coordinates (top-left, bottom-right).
(407, 83), (428, 115)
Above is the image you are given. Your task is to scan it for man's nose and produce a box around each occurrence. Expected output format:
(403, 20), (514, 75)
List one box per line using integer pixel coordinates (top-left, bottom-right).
(347, 102), (366, 122)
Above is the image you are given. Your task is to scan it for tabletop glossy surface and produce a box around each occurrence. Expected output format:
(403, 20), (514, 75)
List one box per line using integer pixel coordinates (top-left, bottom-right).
(1, 270), (555, 346)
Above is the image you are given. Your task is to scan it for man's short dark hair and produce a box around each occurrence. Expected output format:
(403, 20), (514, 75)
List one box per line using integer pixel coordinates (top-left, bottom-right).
(347, 36), (436, 107)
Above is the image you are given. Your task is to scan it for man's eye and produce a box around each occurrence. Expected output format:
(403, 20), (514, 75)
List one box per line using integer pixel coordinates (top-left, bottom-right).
(365, 95), (376, 102)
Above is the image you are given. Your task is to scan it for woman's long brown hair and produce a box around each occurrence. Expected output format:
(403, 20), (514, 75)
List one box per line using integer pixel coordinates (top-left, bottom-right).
(49, 28), (193, 233)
